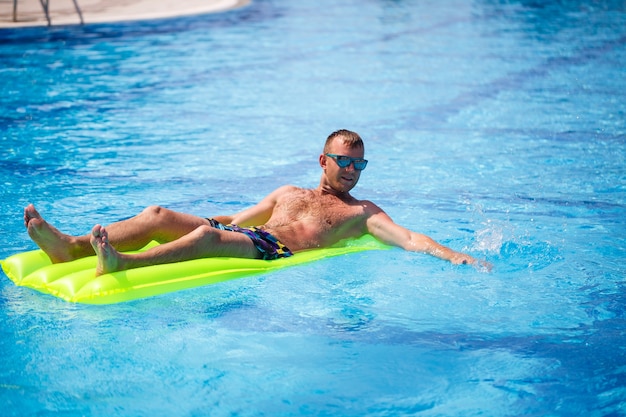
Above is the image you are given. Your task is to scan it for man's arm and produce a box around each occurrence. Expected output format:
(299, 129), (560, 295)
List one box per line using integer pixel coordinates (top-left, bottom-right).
(213, 185), (297, 227)
(365, 204), (478, 265)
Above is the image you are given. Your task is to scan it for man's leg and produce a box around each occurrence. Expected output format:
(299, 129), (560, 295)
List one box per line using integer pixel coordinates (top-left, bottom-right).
(91, 223), (260, 275)
(24, 204), (211, 263)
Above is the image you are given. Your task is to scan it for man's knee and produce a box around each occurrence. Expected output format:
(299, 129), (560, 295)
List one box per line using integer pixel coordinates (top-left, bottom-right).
(191, 225), (220, 243)
(141, 205), (171, 221)
(143, 205), (163, 215)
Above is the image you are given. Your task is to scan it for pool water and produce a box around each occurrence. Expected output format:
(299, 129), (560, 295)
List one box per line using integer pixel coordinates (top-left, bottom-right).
(1, 0), (625, 415)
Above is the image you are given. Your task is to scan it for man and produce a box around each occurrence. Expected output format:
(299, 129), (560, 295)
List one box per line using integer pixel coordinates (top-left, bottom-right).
(24, 129), (482, 276)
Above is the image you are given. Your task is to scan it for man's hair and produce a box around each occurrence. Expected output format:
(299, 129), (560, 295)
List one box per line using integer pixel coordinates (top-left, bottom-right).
(324, 129), (364, 153)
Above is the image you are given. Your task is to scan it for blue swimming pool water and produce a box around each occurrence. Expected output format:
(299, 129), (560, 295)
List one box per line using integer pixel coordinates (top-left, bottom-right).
(1, 0), (625, 415)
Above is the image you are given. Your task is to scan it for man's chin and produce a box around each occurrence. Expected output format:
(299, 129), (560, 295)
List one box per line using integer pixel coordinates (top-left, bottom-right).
(339, 179), (357, 191)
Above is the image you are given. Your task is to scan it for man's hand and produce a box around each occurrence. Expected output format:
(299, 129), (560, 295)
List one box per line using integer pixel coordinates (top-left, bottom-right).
(450, 252), (493, 271)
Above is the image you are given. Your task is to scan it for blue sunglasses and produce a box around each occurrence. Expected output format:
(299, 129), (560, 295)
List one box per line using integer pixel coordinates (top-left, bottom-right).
(325, 153), (368, 171)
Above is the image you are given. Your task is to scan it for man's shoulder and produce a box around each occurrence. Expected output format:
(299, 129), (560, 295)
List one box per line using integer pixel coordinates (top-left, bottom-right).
(274, 184), (306, 194)
(356, 198), (385, 214)
(269, 184), (309, 200)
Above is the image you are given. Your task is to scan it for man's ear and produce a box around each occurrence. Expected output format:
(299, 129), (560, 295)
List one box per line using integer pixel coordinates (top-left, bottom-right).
(319, 153), (327, 168)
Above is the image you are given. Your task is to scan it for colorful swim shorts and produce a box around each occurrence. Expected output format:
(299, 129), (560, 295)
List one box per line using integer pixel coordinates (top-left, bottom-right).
(207, 218), (293, 260)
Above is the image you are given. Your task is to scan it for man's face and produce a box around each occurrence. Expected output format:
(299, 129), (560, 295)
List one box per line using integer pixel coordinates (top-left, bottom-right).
(321, 139), (365, 193)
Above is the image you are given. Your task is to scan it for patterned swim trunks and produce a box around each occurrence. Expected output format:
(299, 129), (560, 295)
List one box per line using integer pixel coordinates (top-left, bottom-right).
(207, 218), (293, 260)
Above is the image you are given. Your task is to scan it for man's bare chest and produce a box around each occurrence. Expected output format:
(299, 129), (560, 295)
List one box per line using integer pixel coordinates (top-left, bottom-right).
(275, 189), (364, 224)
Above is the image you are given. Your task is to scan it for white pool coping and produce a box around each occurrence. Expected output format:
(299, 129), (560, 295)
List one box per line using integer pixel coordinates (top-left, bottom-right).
(1, 0), (249, 28)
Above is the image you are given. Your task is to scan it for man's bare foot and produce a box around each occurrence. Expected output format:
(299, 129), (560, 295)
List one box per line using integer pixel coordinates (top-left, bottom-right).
(24, 204), (88, 263)
(90, 225), (125, 276)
